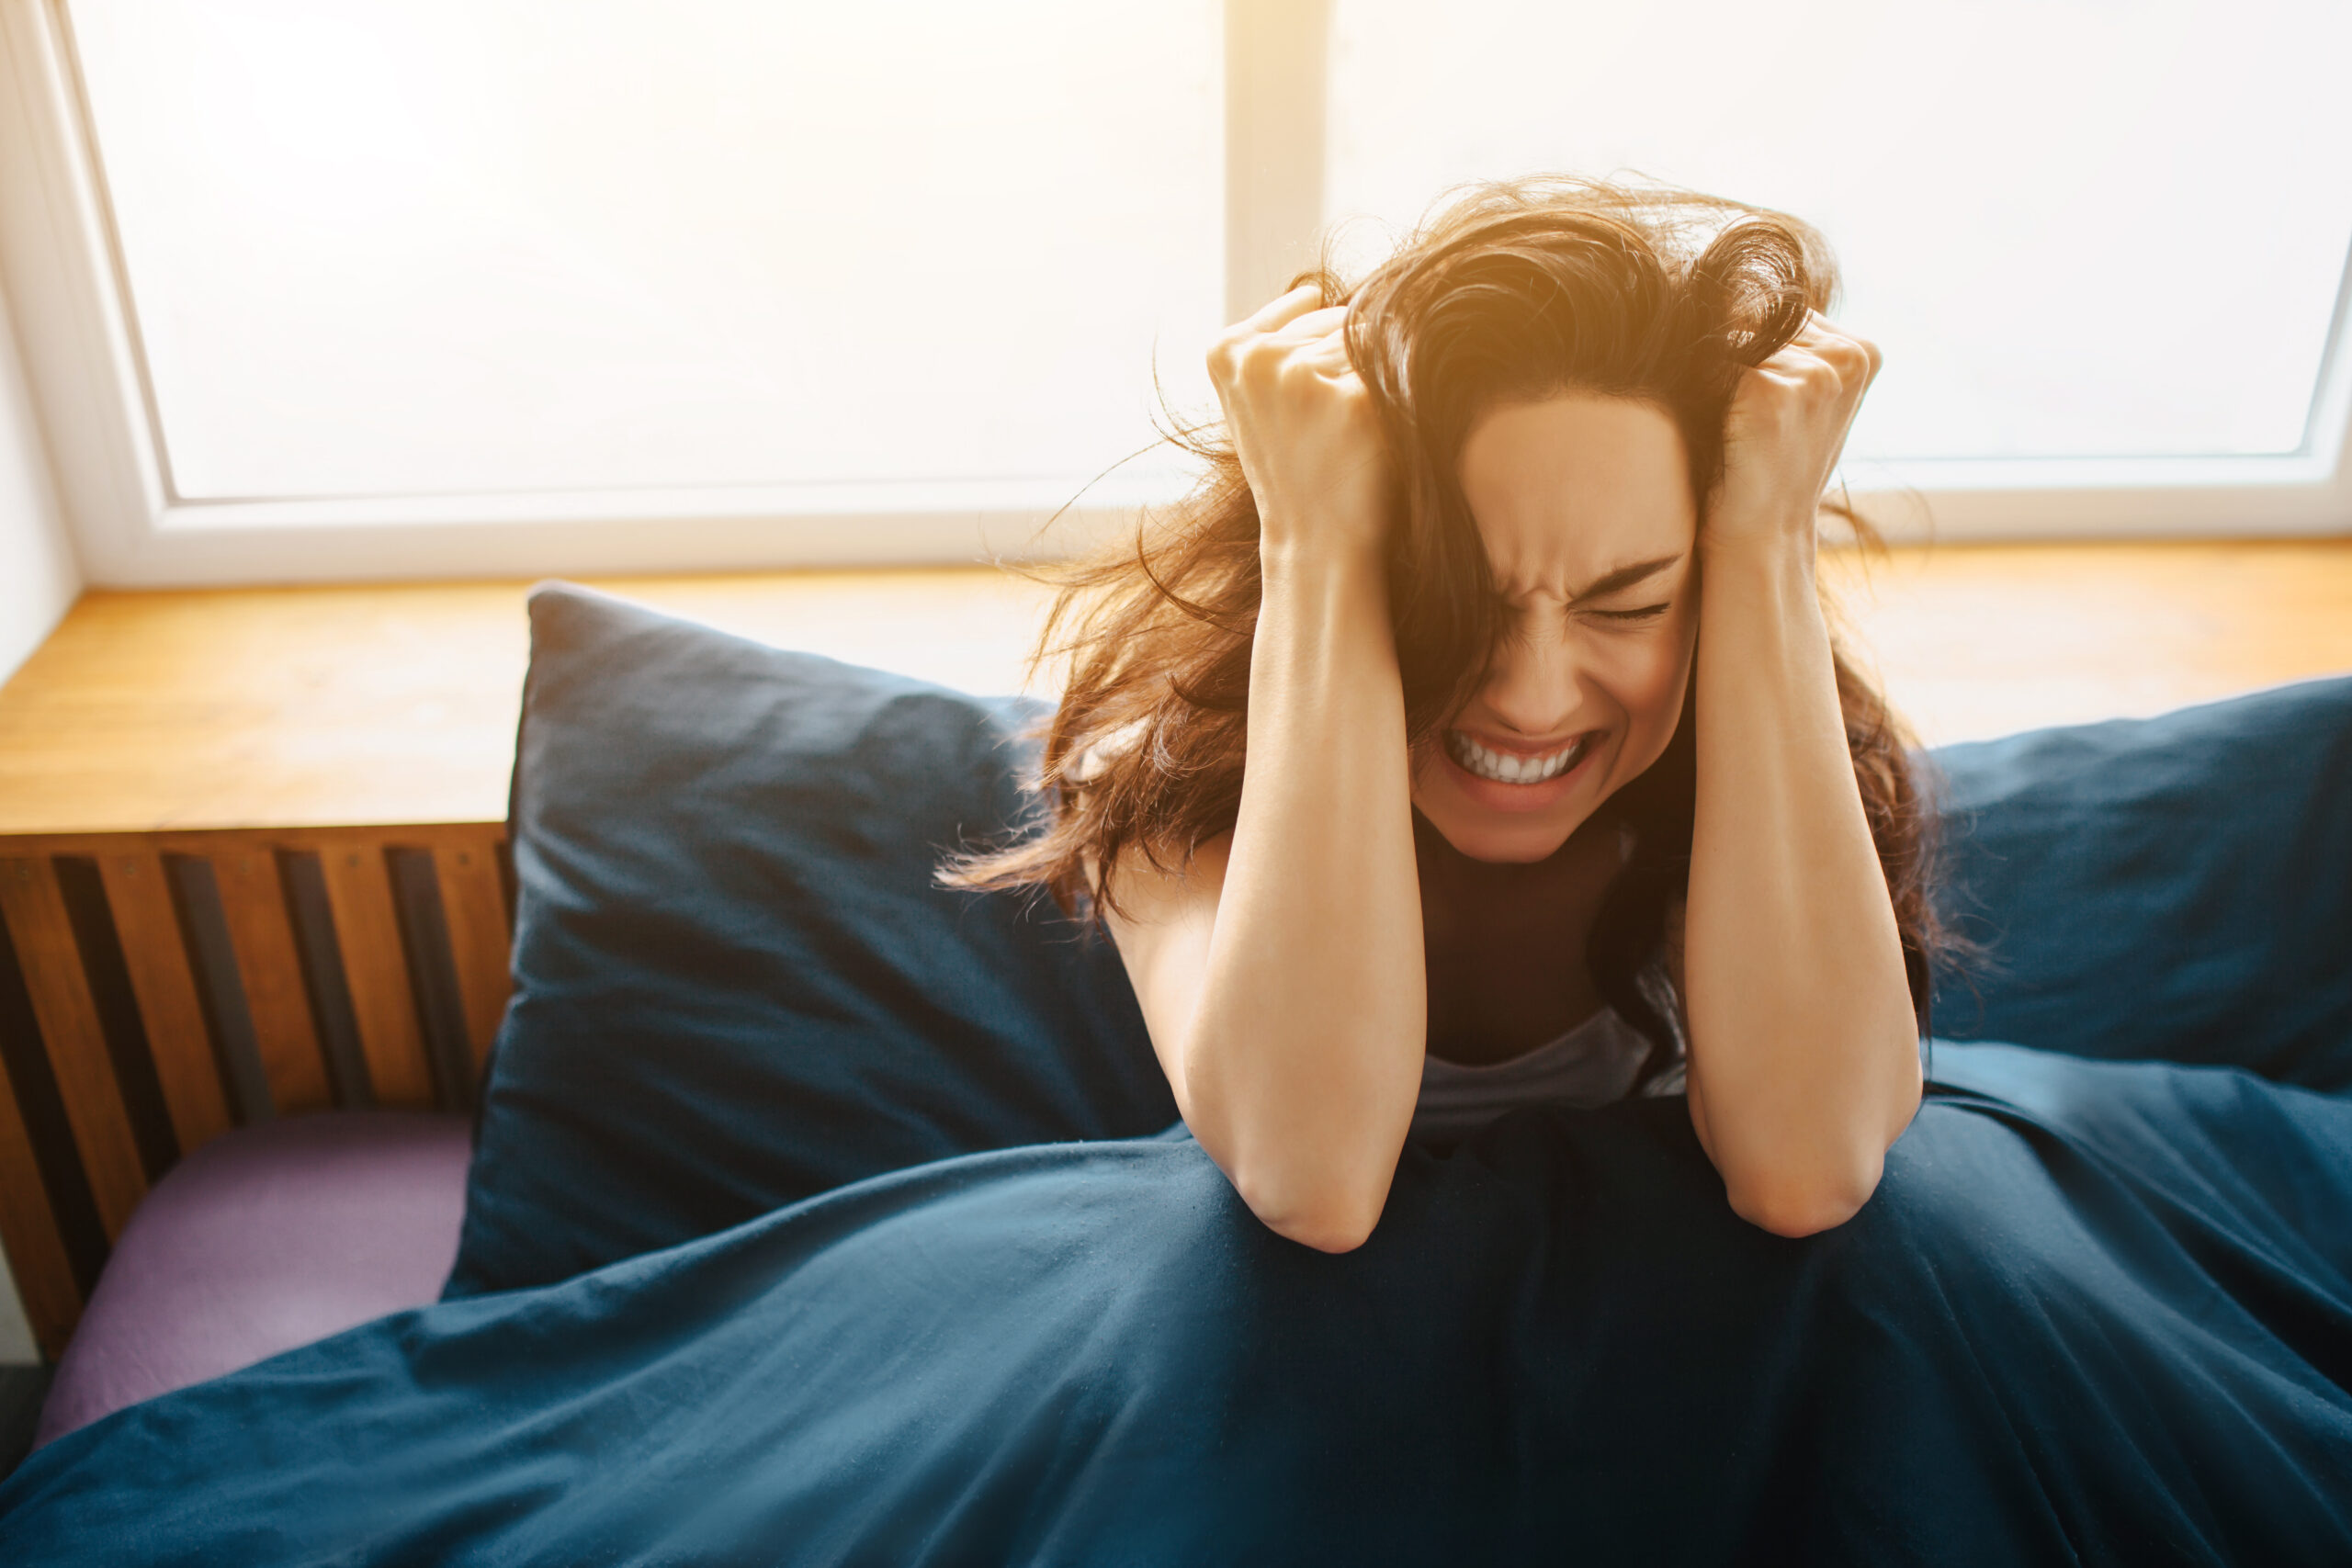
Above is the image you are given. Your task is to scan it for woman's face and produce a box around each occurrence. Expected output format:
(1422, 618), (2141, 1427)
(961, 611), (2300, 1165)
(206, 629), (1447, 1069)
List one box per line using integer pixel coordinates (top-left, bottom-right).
(1409, 393), (1701, 863)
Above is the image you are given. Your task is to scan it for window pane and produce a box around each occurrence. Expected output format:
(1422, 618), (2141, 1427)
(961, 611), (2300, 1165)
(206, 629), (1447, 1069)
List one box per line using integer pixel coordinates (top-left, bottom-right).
(1329, 2), (2352, 462)
(70, 0), (1223, 501)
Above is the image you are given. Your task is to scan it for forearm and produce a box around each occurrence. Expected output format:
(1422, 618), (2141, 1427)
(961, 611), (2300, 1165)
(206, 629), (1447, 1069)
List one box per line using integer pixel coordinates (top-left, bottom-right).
(1683, 534), (1921, 1235)
(1179, 543), (1424, 1248)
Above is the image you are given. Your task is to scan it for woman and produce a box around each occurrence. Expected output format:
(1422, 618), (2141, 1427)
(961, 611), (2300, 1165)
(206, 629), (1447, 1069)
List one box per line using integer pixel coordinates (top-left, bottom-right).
(958, 176), (1946, 1249)
(10, 181), (2348, 1564)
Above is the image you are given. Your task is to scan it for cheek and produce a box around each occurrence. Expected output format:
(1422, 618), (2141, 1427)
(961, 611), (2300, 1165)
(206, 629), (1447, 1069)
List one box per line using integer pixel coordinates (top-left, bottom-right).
(1606, 622), (1697, 768)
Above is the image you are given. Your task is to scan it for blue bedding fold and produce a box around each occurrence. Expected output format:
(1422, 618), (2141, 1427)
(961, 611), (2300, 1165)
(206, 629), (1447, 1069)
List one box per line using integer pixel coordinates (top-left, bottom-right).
(6, 1043), (2347, 1565)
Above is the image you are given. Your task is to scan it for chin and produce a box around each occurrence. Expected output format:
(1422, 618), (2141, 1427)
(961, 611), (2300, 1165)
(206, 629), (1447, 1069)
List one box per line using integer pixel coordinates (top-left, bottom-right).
(1425, 815), (1581, 864)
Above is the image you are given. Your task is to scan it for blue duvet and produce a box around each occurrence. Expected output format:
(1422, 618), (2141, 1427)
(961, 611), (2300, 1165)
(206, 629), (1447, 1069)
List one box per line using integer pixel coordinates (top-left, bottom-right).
(3, 1043), (2346, 1565)
(8, 598), (2351, 1563)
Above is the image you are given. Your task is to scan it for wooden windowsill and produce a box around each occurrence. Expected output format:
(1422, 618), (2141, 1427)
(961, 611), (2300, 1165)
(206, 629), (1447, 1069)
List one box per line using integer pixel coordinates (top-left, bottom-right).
(3, 542), (2351, 839)
(0, 568), (1057, 837)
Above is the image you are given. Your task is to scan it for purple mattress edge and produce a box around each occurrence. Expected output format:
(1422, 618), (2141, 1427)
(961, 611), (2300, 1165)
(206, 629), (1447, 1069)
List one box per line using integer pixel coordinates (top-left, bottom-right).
(35, 1110), (472, 1449)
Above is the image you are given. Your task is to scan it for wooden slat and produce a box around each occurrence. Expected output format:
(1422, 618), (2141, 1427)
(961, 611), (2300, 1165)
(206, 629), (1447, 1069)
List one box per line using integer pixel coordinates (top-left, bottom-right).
(96, 849), (232, 1156)
(314, 840), (434, 1107)
(0, 1029), (81, 1359)
(0, 858), (146, 1238)
(435, 832), (514, 1067)
(207, 847), (332, 1114)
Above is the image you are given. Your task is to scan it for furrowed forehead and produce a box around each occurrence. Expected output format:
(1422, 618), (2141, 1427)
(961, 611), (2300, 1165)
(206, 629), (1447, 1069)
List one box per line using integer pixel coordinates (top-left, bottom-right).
(1459, 394), (1697, 599)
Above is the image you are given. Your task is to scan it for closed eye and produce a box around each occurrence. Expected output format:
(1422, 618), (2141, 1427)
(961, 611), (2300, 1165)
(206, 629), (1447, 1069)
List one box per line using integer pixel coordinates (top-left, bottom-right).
(1583, 603), (1671, 624)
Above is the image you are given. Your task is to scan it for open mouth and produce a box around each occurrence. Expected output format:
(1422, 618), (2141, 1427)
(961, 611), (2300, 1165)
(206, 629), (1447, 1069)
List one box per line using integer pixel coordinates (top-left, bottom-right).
(1443, 728), (1595, 786)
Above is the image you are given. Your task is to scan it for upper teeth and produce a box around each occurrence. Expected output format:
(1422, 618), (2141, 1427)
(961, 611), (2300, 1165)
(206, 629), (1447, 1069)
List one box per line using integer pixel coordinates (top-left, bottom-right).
(1447, 730), (1589, 785)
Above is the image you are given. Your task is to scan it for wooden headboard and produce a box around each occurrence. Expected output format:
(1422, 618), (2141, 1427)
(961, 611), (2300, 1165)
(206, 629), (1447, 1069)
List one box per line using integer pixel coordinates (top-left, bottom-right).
(0, 569), (1052, 1365)
(0, 823), (511, 1359)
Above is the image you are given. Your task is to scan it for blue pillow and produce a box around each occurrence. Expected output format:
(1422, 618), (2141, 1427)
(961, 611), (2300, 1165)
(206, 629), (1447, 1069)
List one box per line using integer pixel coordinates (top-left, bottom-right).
(443, 584), (1175, 1298)
(1926, 674), (2352, 1090)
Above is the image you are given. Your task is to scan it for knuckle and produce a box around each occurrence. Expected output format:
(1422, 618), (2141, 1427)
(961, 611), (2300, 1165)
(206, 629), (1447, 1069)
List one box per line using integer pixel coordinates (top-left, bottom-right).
(1239, 346), (1284, 391)
(1206, 330), (1256, 379)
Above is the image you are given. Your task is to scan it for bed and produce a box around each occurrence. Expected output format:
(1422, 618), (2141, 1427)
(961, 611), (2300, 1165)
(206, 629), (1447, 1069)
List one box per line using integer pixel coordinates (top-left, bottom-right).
(3, 583), (2347, 1565)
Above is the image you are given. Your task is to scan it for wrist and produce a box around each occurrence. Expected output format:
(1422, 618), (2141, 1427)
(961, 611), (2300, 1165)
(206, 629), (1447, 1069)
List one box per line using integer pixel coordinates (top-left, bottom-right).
(1258, 530), (1389, 592)
(1696, 527), (1824, 624)
(1702, 485), (1819, 545)
(1255, 536), (1397, 663)
(1700, 518), (1815, 577)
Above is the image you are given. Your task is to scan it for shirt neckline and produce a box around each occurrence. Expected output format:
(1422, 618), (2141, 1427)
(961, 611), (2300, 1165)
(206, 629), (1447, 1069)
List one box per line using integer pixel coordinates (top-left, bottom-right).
(1422, 1005), (1627, 1077)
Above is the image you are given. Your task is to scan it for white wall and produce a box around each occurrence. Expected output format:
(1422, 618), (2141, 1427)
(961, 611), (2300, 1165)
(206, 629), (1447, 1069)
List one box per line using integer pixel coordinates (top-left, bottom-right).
(0, 272), (78, 1363)
(0, 271), (74, 682)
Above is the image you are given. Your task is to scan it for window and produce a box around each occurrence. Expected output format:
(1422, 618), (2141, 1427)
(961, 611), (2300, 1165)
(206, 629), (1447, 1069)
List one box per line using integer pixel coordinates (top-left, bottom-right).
(73, 1), (1221, 502)
(1330, 0), (2352, 468)
(0, 0), (1223, 580)
(0, 0), (2345, 585)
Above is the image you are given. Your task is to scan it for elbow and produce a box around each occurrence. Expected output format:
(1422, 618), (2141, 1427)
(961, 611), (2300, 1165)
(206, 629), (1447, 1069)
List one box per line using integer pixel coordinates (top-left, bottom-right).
(1725, 1156), (1883, 1239)
(1232, 1165), (1388, 1254)
(1267, 1210), (1381, 1255)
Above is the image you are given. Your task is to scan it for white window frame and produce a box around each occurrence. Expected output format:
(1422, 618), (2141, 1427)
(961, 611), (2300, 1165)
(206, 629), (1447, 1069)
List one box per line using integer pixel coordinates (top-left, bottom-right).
(0, 0), (2346, 589)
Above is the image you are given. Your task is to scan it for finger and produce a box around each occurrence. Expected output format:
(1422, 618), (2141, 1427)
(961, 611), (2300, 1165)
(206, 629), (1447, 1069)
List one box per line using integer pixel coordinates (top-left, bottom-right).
(1792, 312), (1864, 355)
(1751, 345), (1831, 383)
(1790, 321), (1856, 365)
(1271, 308), (1351, 348)
(1796, 310), (1881, 373)
(1239, 283), (1327, 335)
(1296, 334), (1356, 376)
(1766, 337), (1870, 400)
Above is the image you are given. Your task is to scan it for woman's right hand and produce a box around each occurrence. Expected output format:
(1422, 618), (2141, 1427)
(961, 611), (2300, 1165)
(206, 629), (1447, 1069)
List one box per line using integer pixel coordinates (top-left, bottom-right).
(1205, 284), (1395, 566)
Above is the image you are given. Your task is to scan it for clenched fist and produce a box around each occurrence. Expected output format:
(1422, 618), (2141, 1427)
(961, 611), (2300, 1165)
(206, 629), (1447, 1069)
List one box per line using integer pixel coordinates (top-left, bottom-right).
(1206, 284), (1396, 568)
(1709, 311), (1883, 552)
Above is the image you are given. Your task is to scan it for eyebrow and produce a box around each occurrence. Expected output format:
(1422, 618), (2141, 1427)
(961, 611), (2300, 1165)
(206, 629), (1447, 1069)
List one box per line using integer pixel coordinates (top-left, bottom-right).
(1566, 553), (1686, 604)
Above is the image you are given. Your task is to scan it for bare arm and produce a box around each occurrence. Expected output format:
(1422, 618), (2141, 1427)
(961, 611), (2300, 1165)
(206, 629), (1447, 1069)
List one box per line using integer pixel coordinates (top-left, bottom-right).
(1681, 314), (1924, 1237)
(1101, 287), (1424, 1253)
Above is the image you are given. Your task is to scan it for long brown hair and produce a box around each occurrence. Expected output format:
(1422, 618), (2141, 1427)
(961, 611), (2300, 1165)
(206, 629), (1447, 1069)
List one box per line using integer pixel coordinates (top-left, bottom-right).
(949, 176), (1952, 1055)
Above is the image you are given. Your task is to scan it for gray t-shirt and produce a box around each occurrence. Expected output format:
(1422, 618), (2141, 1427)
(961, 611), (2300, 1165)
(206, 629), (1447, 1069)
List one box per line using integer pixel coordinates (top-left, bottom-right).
(1411, 957), (1688, 1142)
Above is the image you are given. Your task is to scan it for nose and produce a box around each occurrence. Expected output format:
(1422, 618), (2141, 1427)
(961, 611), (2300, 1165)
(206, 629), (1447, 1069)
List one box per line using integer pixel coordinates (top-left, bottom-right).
(1476, 626), (1589, 740)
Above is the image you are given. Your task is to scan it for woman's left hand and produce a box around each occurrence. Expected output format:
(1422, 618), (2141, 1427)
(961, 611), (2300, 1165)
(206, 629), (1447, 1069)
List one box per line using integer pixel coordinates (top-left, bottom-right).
(1707, 311), (1882, 553)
